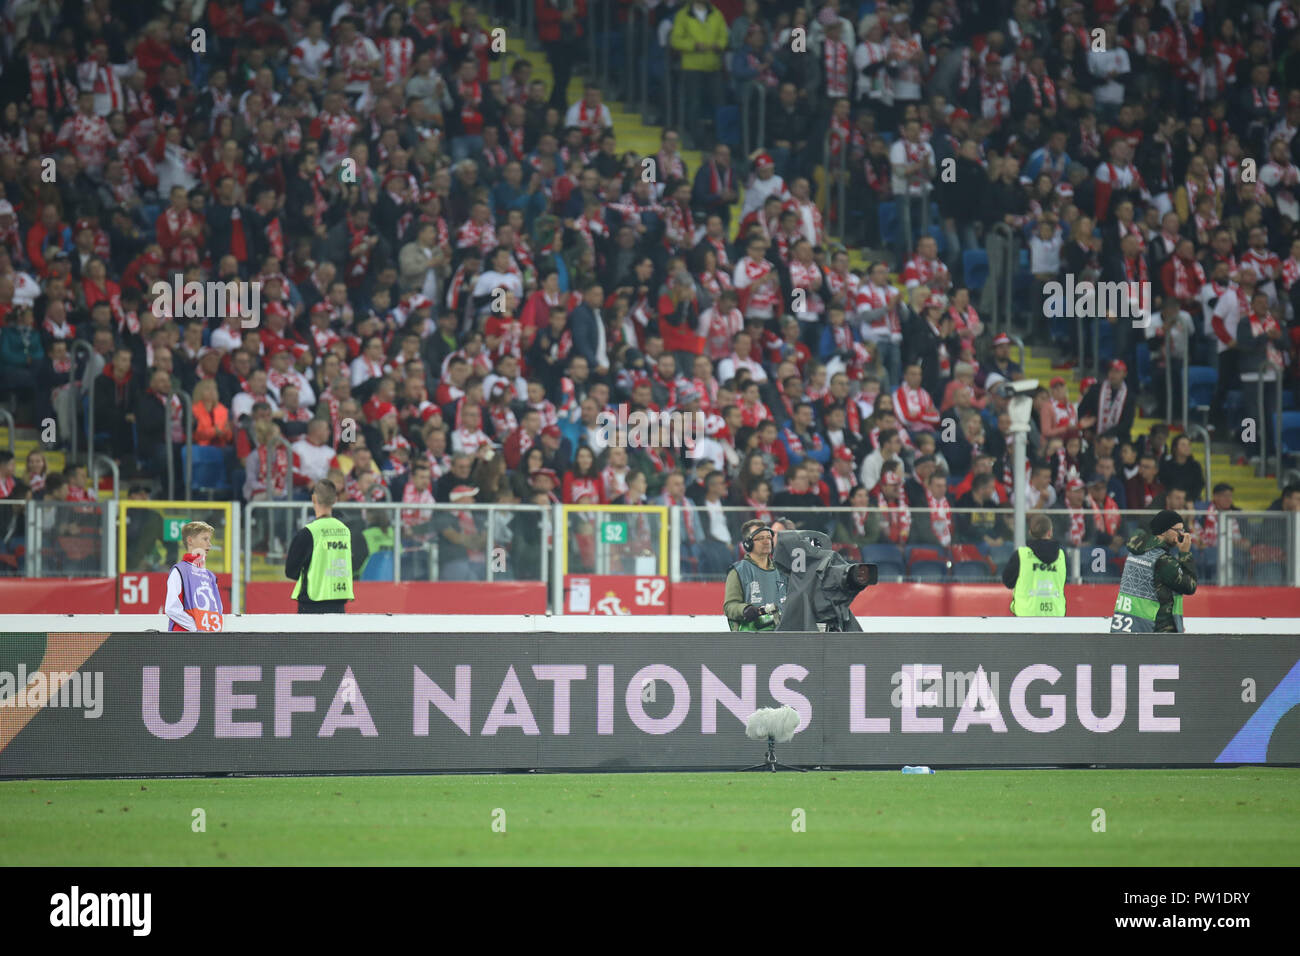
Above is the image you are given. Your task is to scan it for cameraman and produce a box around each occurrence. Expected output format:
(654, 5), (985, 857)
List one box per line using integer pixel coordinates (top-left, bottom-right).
(1110, 510), (1198, 633)
(724, 520), (787, 631)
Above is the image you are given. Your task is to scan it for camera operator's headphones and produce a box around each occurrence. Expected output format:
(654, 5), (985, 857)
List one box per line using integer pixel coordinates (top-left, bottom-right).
(742, 525), (775, 553)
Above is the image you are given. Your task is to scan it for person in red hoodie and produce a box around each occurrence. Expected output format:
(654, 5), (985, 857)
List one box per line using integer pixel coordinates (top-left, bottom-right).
(25, 203), (70, 277)
(135, 20), (182, 90)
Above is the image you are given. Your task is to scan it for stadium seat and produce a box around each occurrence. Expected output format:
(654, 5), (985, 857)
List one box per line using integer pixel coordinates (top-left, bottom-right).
(906, 546), (946, 565)
(183, 446), (232, 498)
(714, 105), (740, 148)
(926, 225), (946, 258)
(860, 543), (905, 580)
(360, 550), (394, 581)
(952, 561), (993, 581)
(877, 201), (901, 250)
(1096, 321), (1115, 364)
(962, 249), (989, 291)
(909, 560), (949, 582)
(1187, 366), (1216, 411)
(1275, 411), (1300, 455)
(1251, 563), (1286, 586)
(1135, 342), (1152, 389)
(950, 544), (988, 565)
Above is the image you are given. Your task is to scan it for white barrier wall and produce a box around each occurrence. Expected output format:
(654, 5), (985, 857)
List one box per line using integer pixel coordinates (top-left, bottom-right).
(0, 614), (1297, 634)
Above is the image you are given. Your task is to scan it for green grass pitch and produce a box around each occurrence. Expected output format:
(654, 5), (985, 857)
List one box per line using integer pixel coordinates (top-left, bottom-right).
(2, 768), (1297, 866)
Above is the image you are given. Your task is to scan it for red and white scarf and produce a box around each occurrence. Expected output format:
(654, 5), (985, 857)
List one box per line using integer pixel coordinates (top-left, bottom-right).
(875, 492), (911, 543)
(1170, 256), (1205, 301)
(1025, 71), (1056, 111)
(925, 486), (951, 546)
(823, 39), (850, 98)
(1098, 380), (1127, 434)
(257, 442), (290, 498)
(379, 36), (414, 85)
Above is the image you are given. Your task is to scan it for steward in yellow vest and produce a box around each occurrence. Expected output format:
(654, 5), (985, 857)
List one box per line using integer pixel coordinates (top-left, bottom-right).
(285, 479), (369, 613)
(1001, 514), (1067, 617)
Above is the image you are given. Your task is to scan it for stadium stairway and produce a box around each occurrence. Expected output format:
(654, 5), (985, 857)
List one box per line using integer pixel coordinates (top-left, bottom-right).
(0, 428), (67, 483)
(502, 32), (718, 216)
(1018, 347), (1279, 510)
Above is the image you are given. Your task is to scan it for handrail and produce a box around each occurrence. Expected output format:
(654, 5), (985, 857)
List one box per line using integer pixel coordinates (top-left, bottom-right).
(90, 453), (120, 501)
(663, 41), (674, 128)
(1185, 423), (1212, 498)
(0, 409), (12, 455)
(261, 434), (295, 504)
(69, 339), (93, 465)
(1007, 333), (1026, 374)
(989, 223), (1015, 337)
(739, 80), (766, 167)
(628, 1), (650, 120)
(176, 392), (193, 504)
(821, 127), (847, 241)
(586, 0), (611, 90)
(1241, 364), (1282, 482)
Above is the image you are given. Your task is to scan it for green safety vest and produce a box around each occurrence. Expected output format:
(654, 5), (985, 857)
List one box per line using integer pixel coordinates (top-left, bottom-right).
(1010, 546), (1066, 617)
(291, 516), (355, 603)
(1112, 548), (1183, 633)
(728, 557), (787, 631)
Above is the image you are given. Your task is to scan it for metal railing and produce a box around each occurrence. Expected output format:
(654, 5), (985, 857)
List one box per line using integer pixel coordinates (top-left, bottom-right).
(90, 453), (119, 501)
(677, 505), (1300, 587)
(1185, 423), (1212, 497)
(245, 500), (549, 587)
(164, 390), (194, 501)
(4, 497), (1299, 597)
(1241, 364), (1285, 484)
(627, 2), (651, 120)
(587, 0), (613, 91)
(739, 80), (766, 166)
(17, 498), (114, 578)
(0, 409), (12, 455)
(822, 125), (847, 241)
(988, 223), (1017, 337)
(69, 339), (93, 465)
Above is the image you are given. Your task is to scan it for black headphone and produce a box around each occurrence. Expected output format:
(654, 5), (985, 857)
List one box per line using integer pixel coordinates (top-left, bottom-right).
(742, 525), (775, 552)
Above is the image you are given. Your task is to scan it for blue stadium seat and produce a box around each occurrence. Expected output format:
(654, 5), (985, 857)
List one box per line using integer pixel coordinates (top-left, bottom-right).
(714, 105), (740, 148)
(1276, 411), (1300, 455)
(861, 543), (906, 565)
(1135, 342), (1152, 390)
(963, 249), (989, 291)
(1251, 563), (1286, 586)
(877, 201), (901, 250)
(909, 560), (949, 582)
(860, 543), (905, 579)
(1187, 366), (1216, 410)
(926, 224), (946, 258)
(952, 561), (993, 581)
(360, 550), (394, 581)
(182, 445), (231, 497)
(1097, 321), (1115, 364)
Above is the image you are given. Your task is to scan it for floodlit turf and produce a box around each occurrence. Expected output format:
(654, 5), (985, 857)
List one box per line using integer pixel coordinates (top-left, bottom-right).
(1, 769), (1297, 866)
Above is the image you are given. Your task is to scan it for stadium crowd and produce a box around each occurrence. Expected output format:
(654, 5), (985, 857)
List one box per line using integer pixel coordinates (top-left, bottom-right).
(2, 0), (1300, 583)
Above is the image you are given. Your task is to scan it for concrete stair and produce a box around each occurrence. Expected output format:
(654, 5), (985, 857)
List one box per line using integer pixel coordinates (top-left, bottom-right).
(0, 429), (67, 482)
(1018, 350), (1279, 510)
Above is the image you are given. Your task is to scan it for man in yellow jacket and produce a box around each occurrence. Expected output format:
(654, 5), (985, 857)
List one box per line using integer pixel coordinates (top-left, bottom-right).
(670, 0), (729, 150)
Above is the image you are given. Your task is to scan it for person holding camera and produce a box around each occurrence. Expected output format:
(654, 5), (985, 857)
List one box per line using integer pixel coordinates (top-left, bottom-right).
(1110, 510), (1198, 633)
(723, 520), (787, 632)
